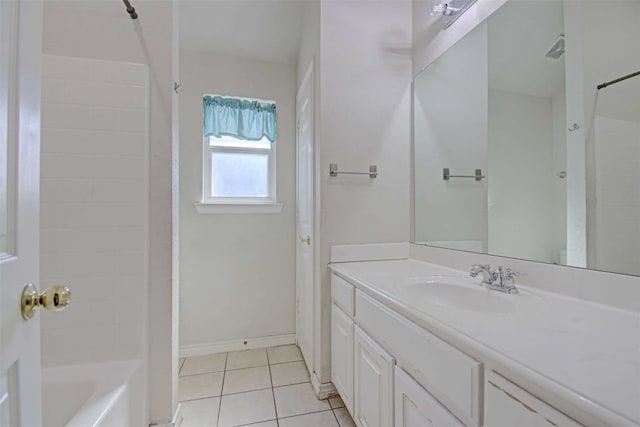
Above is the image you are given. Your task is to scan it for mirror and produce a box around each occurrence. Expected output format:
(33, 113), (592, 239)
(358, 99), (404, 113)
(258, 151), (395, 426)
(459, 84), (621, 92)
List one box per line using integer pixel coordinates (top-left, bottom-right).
(413, 0), (640, 276)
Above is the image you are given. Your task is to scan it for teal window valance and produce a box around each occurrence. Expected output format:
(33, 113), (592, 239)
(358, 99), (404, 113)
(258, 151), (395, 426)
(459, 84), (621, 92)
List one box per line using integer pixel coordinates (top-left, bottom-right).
(203, 95), (277, 143)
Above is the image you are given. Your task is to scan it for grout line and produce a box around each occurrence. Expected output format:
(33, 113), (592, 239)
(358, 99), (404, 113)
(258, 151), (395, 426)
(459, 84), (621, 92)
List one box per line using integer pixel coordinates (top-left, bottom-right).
(216, 353), (228, 427)
(233, 419), (278, 427)
(268, 359), (305, 367)
(332, 408), (342, 427)
(265, 349), (280, 427)
(177, 385), (276, 403)
(272, 380), (311, 391)
(225, 364), (269, 372)
(277, 408), (336, 421)
(272, 379), (312, 389)
(179, 370), (226, 378)
(221, 386), (273, 397)
(176, 395), (222, 403)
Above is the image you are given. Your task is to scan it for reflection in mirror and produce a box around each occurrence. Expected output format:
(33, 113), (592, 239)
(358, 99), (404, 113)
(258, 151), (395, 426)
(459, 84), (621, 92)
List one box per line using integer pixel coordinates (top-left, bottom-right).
(413, 0), (640, 276)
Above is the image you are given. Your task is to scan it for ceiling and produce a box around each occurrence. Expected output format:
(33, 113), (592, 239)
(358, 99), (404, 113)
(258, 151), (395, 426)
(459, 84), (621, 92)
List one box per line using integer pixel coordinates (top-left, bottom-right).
(488, 0), (565, 98)
(178, 0), (306, 64)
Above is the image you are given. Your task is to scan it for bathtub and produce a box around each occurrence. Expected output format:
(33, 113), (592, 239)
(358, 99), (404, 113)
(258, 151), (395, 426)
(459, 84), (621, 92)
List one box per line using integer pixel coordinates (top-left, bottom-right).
(42, 360), (145, 427)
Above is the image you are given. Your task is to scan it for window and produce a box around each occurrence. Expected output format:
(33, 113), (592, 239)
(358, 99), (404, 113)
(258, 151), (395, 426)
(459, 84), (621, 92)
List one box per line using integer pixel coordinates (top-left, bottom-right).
(198, 95), (281, 213)
(203, 134), (275, 203)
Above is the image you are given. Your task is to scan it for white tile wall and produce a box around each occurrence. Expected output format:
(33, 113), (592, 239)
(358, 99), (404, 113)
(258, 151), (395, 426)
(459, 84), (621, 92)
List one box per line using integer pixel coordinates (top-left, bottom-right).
(594, 117), (640, 276)
(40, 55), (149, 366)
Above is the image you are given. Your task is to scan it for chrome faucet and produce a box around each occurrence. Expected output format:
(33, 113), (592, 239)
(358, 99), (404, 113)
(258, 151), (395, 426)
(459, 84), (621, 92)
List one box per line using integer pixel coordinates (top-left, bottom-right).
(470, 264), (521, 294)
(469, 264), (498, 285)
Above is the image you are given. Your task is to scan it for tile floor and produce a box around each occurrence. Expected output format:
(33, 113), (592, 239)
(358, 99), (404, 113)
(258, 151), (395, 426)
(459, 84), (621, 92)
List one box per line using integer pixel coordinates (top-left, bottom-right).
(179, 345), (355, 427)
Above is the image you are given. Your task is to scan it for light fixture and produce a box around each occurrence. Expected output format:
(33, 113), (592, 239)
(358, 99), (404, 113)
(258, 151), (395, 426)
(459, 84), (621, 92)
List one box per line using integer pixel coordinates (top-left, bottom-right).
(431, 0), (478, 28)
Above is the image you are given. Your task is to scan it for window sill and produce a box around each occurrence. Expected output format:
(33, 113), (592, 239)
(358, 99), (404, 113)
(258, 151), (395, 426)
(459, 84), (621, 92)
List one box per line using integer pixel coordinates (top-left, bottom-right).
(194, 202), (284, 215)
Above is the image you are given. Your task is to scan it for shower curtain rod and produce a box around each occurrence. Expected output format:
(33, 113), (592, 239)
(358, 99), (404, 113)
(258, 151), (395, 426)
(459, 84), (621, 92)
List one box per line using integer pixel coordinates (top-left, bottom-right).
(597, 70), (640, 90)
(122, 0), (138, 19)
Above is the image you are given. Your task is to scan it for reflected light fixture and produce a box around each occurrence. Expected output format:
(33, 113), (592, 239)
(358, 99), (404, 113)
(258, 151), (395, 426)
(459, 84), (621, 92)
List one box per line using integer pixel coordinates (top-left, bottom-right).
(431, 0), (478, 28)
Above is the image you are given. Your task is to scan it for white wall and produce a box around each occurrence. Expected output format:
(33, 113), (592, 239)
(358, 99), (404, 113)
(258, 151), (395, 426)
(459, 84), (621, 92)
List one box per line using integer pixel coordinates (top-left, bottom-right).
(488, 90), (557, 262)
(412, 0), (508, 77)
(297, 1), (320, 89)
(42, 1), (175, 423)
(179, 50), (297, 352)
(315, 0), (413, 384)
(414, 22), (488, 248)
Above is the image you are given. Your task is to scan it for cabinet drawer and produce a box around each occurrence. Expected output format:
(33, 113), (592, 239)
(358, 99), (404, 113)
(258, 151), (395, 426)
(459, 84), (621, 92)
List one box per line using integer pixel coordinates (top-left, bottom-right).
(395, 366), (465, 427)
(485, 371), (583, 427)
(332, 274), (355, 317)
(356, 291), (481, 427)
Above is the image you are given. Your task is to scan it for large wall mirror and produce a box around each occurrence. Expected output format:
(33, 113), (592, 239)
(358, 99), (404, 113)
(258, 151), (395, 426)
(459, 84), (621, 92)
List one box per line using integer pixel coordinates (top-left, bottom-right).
(413, 0), (640, 276)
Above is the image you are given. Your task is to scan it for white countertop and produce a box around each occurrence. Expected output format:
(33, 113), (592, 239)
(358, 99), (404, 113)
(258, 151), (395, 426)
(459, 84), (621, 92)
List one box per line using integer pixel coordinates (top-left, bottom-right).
(330, 258), (640, 426)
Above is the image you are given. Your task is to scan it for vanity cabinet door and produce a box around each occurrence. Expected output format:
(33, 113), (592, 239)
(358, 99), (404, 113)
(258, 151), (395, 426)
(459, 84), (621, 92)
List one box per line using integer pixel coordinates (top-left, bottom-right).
(485, 371), (583, 427)
(354, 325), (394, 427)
(395, 367), (465, 427)
(331, 303), (354, 414)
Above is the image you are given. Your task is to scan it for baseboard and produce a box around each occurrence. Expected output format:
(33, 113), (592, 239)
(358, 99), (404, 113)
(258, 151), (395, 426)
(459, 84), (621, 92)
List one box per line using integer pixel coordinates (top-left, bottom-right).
(179, 334), (296, 357)
(311, 372), (338, 400)
(149, 403), (182, 427)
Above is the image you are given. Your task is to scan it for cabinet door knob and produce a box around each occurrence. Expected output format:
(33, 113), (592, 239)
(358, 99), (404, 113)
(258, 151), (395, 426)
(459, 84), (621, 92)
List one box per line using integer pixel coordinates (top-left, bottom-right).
(21, 284), (71, 320)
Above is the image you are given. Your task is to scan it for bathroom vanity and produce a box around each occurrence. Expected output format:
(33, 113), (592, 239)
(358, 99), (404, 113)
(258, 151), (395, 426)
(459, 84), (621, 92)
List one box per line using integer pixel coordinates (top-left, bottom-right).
(329, 255), (640, 427)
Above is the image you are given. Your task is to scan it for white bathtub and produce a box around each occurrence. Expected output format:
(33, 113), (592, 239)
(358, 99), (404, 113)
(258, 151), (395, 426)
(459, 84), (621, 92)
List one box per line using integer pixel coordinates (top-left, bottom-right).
(42, 360), (145, 427)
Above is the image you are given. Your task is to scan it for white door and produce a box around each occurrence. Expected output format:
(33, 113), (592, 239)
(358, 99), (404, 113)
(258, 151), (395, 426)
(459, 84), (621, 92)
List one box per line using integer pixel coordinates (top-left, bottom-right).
(331, 304), (354, 415)
(354, 326), (394, 427)
(0, 1), (44, 425)
(295, 61), (315, 371)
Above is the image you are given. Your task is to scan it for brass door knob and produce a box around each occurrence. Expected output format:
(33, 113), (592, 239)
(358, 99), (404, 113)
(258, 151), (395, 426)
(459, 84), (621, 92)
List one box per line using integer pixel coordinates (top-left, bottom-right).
(21, 284), (71, 320)
(300, 235), (311, 245)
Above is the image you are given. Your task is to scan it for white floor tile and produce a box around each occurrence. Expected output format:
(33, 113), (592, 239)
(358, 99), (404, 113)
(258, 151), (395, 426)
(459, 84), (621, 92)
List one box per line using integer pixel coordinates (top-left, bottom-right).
(180, 353), (227, 376)
(178, 372), (224, 401)
(267, 345), (303, 364)
(222, 365), (272, 395)
(279, 410), (339, 427)
(218, 388), (276, 427)
(333, 408), (355, 427)
(329, 396), (345, 409)
(180, 397), (220, 427)
(271, 361), (310, 387)
(227, 348), (268, 370)
(274, 383), (331, 418)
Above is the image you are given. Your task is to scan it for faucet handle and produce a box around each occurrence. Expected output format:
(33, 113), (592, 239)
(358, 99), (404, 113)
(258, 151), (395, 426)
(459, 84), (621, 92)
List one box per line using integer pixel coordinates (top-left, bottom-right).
(500, 268), (524, 290)
(503, 268), (523, 278)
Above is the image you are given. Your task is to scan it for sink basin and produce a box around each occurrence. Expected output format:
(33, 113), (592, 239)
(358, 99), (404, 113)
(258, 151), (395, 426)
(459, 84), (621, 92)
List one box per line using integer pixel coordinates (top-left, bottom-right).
(405, 279), (517, 313)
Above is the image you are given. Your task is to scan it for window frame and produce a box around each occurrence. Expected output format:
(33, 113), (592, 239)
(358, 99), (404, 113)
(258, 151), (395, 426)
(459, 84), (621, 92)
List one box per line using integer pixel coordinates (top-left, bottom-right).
(201, 133), (277, 206)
